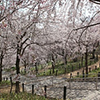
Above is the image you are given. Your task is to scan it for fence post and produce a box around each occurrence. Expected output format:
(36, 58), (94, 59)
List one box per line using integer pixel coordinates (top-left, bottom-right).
(65, 68), (66, 74)
(70, 73), (72, 79)
(96, 77), (98, 90)
(44, 85), (47, 98)
(50, 69), (51, 75)
(63, 86), (66, 100)
(32, 85), (34, 95)
(77, 72), (79, 77)
(52, 77), (53, 86)
(72, 65), (73, 72)
(10, 77), (12, 93)
(98, 72), (100, 81)
(89, 60), (91, 65)
(69, 73), (72, 89)
(6, 77), (8, 81)
(56, 69), (58, 76)
(44, 71), (45, 76)
(89, 68), (91, 72)
(95, 66), (97, 70)
(79, 63), (81, 69)
(82, 70), (85, 80)
(3, 77), (5, 81)
(22, 83), (24, 92)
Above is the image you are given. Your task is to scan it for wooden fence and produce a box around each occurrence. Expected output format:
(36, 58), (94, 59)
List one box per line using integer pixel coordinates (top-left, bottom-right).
(1, 70), (100, 100)
(1, 75), (100, 100)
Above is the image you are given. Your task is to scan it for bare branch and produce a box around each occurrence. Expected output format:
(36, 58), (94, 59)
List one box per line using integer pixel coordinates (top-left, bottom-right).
(90, 0), (100, 5)
(74, 22), (100, 31)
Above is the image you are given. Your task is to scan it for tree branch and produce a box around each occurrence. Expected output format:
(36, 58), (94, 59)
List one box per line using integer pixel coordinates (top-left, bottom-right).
(90, 0), (100, 5)
(74, 22), (100, 31)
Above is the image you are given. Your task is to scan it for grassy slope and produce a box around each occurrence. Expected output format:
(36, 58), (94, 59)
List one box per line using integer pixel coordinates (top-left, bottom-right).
(0, 92), (57, 100)
(0, 81), (57, 100)
(38, 56), (97, 76)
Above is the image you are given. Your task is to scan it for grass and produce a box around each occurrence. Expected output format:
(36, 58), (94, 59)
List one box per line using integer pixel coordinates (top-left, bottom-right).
(88, 67), (100, 77)
(0, 92), (58, 100)
(0, 81), (57, 100)
(30, 62), (52, 72)
(5, 67), (16, 72)
(74, 67), (100, 78)
(0, 81), (58, 100)
(38, 56), (98, 77)
(0, 80), (10, 86)
(20, 71), (26, 75)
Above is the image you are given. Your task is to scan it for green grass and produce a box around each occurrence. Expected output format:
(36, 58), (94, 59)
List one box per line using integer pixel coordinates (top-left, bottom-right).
(20, 71), (26, 75)
(5, 67), (16, 72)
(0, 92), (57, 100)
(75, 67), (100, 78)
(0, 81), (10, 86)
(38, 56), (98, 77)
(30, 64), (50, 72)
(88, 67), (100, 77)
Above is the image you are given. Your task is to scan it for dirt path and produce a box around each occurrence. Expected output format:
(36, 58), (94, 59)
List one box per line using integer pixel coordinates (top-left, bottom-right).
(37, 59), (100, 78)
(38, 65), (52, 73)
(27, 57), (100, 78)
(59, 59), (100, 78)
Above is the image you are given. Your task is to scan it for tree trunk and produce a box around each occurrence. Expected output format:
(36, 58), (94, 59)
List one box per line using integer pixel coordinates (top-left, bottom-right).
(24, 61), (27, 74)
(15, 47), (20, 93)
(24, 65), (26, 74)
(85, 48), (88, 77)
(35, 65), (38, 75)
(0, 51), (3, 82)
(51, 54), (55, 74)
(92, 49), (95, 59)
(0, 64), (2, 82)
(81, 55), (83, 68)
(16, 54), (20, 74)
(15, 81), (20, 93)
(52, 61), (55, 73)
(15, 54), (20, 93)
(64, 54), (67, 65)
(96, 54), (98, 62)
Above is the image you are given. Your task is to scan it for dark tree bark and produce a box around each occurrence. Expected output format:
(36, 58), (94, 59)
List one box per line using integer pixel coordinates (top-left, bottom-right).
(96, 54), (98, 62)
(15, 43), (21, 93)
(0, 58), (3, 82)
(0, 51), (3, 82)
(52, 61), (55, 73)
(81, 55), (83, 67)
(15, 54), (20, 93)
(15, 81), (20, 93)
(64, 54), (67, 65)
(92, 49), (95, 59)
(23, 60), (27, 74)
(51, 54), (55, 73)
(35, 62), (38, 75)
(24, 64), (26, 74)
(85, 48), (88, 77)
(16, 54), (20, 74)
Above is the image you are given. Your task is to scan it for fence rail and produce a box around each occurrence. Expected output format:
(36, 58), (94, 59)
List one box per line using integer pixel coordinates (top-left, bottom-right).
(1, 73), (100, 100)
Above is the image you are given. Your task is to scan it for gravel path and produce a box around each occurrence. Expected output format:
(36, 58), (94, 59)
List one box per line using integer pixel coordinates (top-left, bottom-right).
(18, 76), (100, 100)
(2, 59), (100, 100)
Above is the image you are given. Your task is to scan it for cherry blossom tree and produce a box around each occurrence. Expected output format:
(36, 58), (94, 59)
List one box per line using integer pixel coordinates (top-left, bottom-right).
(1, 0), (100, 85)
(0, 25), (12, 82)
